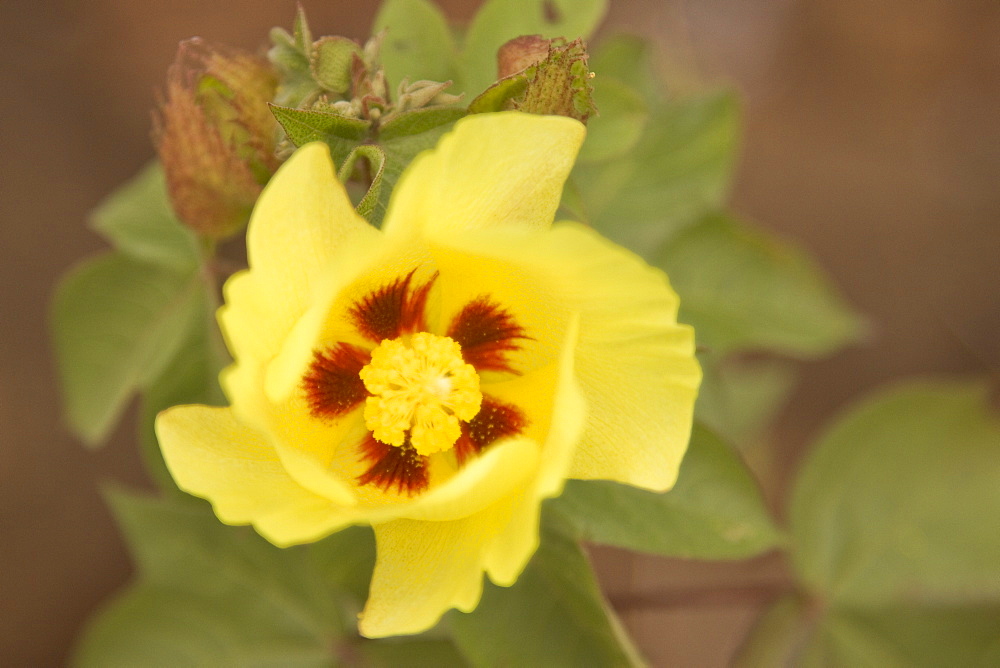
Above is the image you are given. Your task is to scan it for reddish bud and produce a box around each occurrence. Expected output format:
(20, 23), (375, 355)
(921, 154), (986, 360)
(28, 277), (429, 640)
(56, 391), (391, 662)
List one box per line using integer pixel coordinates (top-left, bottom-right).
(154, 39), (279, 240)
(497, 35), (551, 79)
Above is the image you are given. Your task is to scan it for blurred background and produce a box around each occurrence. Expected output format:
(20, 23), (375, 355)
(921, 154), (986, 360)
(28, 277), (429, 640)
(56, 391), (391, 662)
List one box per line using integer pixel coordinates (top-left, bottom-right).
(2, 0), (997, 664)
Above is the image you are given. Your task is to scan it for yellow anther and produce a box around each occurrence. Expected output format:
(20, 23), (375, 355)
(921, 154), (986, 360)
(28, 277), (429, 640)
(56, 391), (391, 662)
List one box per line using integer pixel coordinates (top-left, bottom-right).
(359, 333), (482, 456)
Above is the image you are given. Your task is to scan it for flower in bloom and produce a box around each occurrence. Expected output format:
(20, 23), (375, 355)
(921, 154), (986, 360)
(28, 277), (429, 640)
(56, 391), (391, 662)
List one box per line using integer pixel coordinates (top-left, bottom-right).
(156, 112), (701, 637)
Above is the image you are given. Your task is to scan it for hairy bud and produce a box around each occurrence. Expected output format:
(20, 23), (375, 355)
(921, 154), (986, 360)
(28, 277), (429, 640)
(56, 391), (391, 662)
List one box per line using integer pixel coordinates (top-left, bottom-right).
(154, 39), (279, 239)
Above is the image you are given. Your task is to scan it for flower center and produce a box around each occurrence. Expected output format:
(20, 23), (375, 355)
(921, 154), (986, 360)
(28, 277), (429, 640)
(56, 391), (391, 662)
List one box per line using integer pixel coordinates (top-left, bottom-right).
(359, 332), (482, 457)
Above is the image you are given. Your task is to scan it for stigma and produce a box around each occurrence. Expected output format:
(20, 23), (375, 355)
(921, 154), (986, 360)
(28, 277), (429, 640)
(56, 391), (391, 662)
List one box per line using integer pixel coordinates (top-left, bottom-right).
(359, 333), (482, 456)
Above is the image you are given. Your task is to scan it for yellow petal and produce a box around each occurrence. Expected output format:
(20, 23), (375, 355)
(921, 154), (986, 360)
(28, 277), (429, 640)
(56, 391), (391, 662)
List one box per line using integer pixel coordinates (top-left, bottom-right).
(483, 316), (585, 584)
(222, 142), (378, 374)
(381, 112), (585, 239)
(155, 405), (353, 546)
(430, 222), (700, 491)
(360, 516), (492, 637)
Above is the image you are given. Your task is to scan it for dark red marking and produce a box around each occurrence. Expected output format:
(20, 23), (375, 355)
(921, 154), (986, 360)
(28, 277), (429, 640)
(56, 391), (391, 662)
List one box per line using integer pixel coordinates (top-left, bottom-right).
(302, 343), (371, 419)
(453, 396), (529, 465)
(357, 434), (429, 495)
(447, 296), (529, 373)
(349, 269), (438, 343)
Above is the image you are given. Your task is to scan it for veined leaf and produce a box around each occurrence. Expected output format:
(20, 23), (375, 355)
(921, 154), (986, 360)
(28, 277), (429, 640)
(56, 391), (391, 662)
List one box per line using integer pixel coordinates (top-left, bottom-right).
(374, 0), (459, 88)
(550, 425), (783, 559)
(571, 90), (739, 253)
(52, 253), (205, 446)
(657, 213), (864, 357)
(338, 144), (387, 220)
(269, 105), (370, 165)
(790, 380), (1000, 605)
(89, 162), (200, 272)
(138, 283), (228, 492)
(738, 381), (1000, 666)
(74, 490), (350, 667)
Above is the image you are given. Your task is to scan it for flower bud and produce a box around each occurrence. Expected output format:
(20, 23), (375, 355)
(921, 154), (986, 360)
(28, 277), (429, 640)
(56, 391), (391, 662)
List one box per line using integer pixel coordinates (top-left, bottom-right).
(497, 35), (551, 79)
(154, 38), (279, 240)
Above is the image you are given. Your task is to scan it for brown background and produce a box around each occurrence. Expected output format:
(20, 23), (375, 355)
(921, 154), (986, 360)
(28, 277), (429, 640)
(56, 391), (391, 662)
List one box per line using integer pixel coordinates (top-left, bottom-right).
(2, 0), (997, 665)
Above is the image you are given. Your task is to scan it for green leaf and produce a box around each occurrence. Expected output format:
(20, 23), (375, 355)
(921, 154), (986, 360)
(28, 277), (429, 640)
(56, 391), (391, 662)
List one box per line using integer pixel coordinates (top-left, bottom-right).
(269, 104), (371, 164)
(802, 606), (1000, 667)
(461, 0), (609, 95)
(588, 34), (662, 106)
(74, 584), (334, 668)
(89, 162), (200, 272)
(467, 73), (529, 113)
(738, 380), (1000, 666)
(449, 513), (643, 667)
(550, 425), (783, 559)
(52, 253), (204, 446)
(379, 106), (466, 141)
(695, 356), (798, 447)
(790, 380), (1000, 605)
(570, 90), (739, 252)
(292, 5), (313, 56)
(338, 144), (387, 219)
(374, 110), (463, 225)
(359, 637), (469, 667)
(138, 282), (228, 492)
(75, 490), (348, 667)
(734, 594), (812, 668)
(657, 214), (864, 357)
(308, 526), (376, 605)
(310, 36), (362, 94)
(374, 0), (458, 87)
(577, 74), (648, 163)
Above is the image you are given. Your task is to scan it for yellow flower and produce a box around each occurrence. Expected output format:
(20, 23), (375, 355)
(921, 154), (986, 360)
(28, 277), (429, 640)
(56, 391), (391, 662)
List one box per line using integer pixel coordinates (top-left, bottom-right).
(155, 112), (701, 637)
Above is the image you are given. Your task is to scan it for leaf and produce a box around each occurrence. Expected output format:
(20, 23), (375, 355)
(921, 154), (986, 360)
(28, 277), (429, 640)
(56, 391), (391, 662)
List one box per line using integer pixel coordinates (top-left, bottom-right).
(374, 111), (463, 225)
(449, 512), (643, 667)
(736, 381), (1000, 666)
(467, 73), (529, 113)
(359, 637), (469, 667)
(378, 106), (466, 141)
(790, 380), (1000, 605)
(802, 606), (1000, 667)
(695, 356), (798, 447)
(52, 253), (204, 446)
(577, 74), (648, 163)
(308, 526), (376, 605)
(75, 490), (349, 667)
(138, 282), (228, 492)
(374, 0), (459, 87)
(269, 104), (371, 165)
(657, 214), (864, 357)
(570, 90), (739, 252)
(89, 162), (200, 272)
(550, 425), (783, 559)
(461, 0), (609, 95)
(733, 594), (812, 668)
(74, 584), (334, 668)
(337, 144), (387, 219)
(588, 34), (662, 106)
